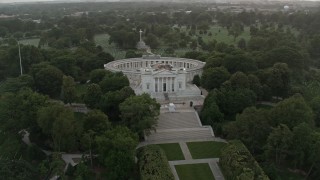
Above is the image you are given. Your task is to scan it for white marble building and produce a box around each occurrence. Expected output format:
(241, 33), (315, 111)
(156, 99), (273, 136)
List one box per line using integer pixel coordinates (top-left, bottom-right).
(104, 55), (205, 100)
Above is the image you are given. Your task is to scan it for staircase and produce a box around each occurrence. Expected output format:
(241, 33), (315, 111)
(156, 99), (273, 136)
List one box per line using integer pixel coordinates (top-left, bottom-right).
(156, 112), (200, 129)
(146, 127), (213, 141)
(146, 109), (214, 142)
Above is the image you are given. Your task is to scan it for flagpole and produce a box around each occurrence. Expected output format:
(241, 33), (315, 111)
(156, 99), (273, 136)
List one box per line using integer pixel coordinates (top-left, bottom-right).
(18, 41), (23, 76)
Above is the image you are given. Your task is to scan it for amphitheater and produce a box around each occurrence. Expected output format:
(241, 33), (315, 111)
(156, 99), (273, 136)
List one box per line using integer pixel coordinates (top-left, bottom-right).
(104, 54), (205, 101)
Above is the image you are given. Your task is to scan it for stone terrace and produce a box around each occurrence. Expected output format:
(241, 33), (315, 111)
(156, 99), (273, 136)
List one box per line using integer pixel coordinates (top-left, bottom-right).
(145, 108), (214, 142)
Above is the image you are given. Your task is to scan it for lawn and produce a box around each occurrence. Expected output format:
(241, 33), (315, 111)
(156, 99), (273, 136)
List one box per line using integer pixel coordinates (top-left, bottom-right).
(75, 83), (87, 100)
(187, 141), (227, 159)
(157, 143), (185, 161)
(19, 38), (40, 47)
(180, 25), (251, 45)
(256, 103), (274, 110)
(175, 163), (215, 180)
(94, 34), (126, 60)
(201, 25), (251, 45)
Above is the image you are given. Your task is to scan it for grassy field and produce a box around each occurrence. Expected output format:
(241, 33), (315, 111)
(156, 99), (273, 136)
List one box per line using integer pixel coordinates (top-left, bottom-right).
(157, 143), (185, 161)
(180, 25), (251, 45)
(175, 163), (215, 180)
(94, 34), (126, 59)
(19, 38), (40, 47)
(94, 33), (193, 58)
(256, 103), (274, 110)
(75, 83), (87, 103)
(187, 141), (227, 159)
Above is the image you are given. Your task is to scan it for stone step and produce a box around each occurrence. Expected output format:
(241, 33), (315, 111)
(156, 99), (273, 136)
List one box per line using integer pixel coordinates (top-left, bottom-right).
(156, 112), (201, 129)
(146, 127), (213, 142)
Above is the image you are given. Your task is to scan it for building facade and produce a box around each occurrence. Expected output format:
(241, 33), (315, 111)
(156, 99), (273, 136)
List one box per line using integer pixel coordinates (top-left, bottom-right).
(104, 55), (205, 99)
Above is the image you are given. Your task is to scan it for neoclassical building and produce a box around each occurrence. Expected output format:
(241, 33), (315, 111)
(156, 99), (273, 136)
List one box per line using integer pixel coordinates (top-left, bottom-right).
(104, 54), (205, 100)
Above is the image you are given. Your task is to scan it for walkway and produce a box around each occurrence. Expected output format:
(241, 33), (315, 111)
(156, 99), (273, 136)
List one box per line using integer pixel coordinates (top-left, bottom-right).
(145, 107), (214, 142)
(21, 130), (88, 169)
(139, 106), (225, 180)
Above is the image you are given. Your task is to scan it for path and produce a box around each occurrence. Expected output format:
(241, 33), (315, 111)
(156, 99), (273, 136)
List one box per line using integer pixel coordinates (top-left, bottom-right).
(21, 130), (88, 170)
(179, 142), (192, 160)
(138, 106), (225, 180)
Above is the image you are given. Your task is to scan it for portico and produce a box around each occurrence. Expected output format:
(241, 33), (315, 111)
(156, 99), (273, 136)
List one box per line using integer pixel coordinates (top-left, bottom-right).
(104, 55), (205, 100)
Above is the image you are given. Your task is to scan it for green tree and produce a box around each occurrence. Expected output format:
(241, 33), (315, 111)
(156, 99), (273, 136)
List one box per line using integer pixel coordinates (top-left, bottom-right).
(99, 72), (129, 93)
(230, 71), (250, 89)
(215, 88), (257, 117)
(308, 35), (320, 58)
(37, 104), (81, 151)
(74, 161), (90, 180)
(266, 124), (293, 165)
(83, 110), (111, 134)
(224, 107), (271, 153)
(145, 33), (160, 49)
(125, 50), (142, 58)
(120, 93), (160, 137)
(309, 96), (320, 127)
(34, 65), (63, 97)
(50, 153), (65, 179)
(0, 89), (48, 135)
(291, 123), (314, 168)
(83, 83), (102, 109)
(201, 101), (224, 126)
(266, 63), (290, 98)
(192, 74), (201, 86)
(263, 46), (305, 69)
(51, 55), (76, 77)
(223, 54), (257, 74)
(89, 69), (111, 84)
(96, 126), (138, 180)
(238, 38), (246, 50)
(201, 67), (230, 90)
(0, 75), (34, 93)
(100, 86), (135, 121)
(0, 159), (37, 180)
(248, 74), (263, 100)
(61, 75), (76, 104)
(270, 94), (314, 129)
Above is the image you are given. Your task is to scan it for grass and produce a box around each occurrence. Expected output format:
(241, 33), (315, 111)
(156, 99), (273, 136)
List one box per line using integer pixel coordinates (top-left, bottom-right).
(201, 25), (250, 45)
(19, 38), (40, 47)
(75, 83), (87, 102)
(94, 34), (126, 59)
(180, 25), (251, 46)
(175, 163), (215, 180)
(157, 143), (185, 161)
(187, 141), (227, 159)
(256, 103), (274, 110)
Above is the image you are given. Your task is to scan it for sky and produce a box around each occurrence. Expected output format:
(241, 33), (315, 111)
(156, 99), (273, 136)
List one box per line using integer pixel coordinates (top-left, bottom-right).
(0, 0), (319, 2)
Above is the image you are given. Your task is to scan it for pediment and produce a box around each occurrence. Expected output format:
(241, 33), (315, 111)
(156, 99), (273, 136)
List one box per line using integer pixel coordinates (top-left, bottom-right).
(153, 69), (177, 76)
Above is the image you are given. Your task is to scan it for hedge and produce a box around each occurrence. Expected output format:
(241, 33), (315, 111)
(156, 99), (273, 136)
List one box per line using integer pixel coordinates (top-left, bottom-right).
(137, 145), (174, 180)
(220, 140), (269, 180)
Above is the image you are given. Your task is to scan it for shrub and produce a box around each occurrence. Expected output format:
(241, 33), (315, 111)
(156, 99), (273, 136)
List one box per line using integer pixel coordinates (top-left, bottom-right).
(137, 145), (174, 180)
(220, 140), (269, 180)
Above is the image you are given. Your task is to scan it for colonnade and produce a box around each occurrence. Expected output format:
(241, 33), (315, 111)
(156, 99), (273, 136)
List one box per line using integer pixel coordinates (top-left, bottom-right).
(116, 60), (199, 70)
(154, 77), (176, 93)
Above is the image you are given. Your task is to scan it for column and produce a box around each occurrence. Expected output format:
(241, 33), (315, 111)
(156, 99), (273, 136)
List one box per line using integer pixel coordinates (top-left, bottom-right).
(165, 77), (167, 92)
(169, 77), (172, 92)
(160, 77), (162, 92)
(157, 78), (159, 92)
